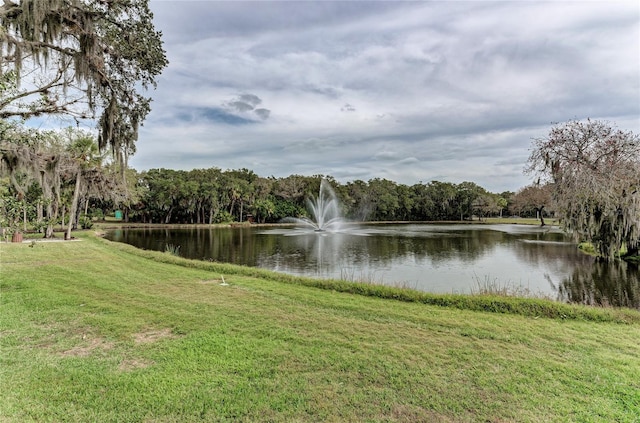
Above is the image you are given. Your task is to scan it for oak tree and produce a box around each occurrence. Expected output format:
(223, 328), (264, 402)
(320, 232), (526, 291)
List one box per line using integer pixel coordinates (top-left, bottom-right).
(527, 119), (640, 260)
(511, 183), (553, 226)
(0, 0), (167, 164)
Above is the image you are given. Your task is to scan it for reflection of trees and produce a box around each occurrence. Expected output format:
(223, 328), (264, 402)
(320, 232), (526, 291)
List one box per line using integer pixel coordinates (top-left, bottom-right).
(109, 226), (542, 269)
(558, 261), (640, 309)
(512, 239), (640, 308)
(353, 228), (509, 266)
(109, 227), (274, 266)
(413, 229), (503, 264)
(512, 239), (592, 277)
(250, 227), (509, 273)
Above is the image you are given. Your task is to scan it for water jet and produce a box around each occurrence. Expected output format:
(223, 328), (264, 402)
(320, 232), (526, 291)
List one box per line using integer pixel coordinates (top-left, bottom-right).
(285, 179), (346, 233)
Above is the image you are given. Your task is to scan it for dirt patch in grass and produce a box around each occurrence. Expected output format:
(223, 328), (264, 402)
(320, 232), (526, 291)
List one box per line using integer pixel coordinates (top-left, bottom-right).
(0, 330), (15, 338)
(386, 405), (458, 422)
(60, 337), (114, 358)
(118, 357), (154, 372)
(133, 328), (175, 344)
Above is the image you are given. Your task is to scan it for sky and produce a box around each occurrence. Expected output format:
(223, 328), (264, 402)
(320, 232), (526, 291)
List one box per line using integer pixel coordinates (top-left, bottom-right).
(129, 0), (640, 193)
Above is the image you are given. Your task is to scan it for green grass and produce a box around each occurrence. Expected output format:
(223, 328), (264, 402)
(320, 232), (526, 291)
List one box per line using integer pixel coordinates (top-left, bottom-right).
(483, 217), (558, 226)
(1, 233), (639, 422)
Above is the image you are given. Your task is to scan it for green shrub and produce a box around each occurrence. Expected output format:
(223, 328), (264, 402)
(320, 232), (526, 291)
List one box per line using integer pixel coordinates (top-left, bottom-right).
(212, 210), (233, 224)
(79, 215), (93, 229)
(90, 209), (104, 220)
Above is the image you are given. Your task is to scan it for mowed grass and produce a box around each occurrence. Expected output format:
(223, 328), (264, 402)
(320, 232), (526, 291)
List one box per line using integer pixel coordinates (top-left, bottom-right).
(1, 234), (639, 422)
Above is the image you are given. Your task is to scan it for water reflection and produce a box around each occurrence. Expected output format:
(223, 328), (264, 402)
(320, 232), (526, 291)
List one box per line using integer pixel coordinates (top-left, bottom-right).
(105, 224), (640, 309)
(559, 260), (639, 309)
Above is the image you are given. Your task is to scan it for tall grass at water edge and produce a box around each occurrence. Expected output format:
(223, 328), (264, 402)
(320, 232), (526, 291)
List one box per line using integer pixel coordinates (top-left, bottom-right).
(163, 243), (181, 256)
(470, 273), (554, 301)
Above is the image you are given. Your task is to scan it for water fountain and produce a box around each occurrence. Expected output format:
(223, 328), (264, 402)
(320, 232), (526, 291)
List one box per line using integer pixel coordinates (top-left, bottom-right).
(284, 179), (346, 233)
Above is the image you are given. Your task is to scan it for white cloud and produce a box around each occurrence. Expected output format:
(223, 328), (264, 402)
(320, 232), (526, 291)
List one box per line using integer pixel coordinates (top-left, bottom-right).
(132, 0), (640, 193)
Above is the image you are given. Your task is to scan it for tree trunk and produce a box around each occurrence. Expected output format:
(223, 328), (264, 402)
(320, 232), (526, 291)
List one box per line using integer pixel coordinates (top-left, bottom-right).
(66, 170), (82, 240)
(45, 213), (54, 238)
(537, 206), (546, 227)
(41, 172), (55, 238)
(22, 198), (27, 231)
(51, 186), (60, 233)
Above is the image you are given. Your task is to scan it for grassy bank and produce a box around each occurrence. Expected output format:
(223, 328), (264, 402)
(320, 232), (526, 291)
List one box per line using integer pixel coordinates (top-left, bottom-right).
(1, 234), (639, 422)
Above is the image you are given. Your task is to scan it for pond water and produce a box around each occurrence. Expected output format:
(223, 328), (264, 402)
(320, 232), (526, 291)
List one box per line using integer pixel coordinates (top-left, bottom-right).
(105, 224), (640, 309)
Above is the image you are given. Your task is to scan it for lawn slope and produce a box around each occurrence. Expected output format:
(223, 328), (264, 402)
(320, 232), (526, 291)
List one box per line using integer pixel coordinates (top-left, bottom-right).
(1, 234), (639, 422)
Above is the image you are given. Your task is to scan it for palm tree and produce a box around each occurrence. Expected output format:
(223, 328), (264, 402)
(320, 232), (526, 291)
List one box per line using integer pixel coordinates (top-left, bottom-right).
(65, 133), (103, 239)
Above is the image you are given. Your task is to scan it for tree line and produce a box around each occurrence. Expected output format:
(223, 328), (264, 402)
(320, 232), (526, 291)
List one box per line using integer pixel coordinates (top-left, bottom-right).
(0, 124), (532, 234)
(128, 169), (516, 225)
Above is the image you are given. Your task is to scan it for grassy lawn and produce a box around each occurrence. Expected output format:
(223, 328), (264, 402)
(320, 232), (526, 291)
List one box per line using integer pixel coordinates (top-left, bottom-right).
(482, 217), (557, 226)
(1, 233), (639, 422)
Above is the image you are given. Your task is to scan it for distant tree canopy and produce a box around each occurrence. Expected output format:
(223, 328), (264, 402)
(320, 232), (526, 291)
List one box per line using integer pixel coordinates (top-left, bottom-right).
(511, 184), (553, 226)
(0, 0), (168, 164)
(527, 119), (640, 260)
(123, 170), (507, 225)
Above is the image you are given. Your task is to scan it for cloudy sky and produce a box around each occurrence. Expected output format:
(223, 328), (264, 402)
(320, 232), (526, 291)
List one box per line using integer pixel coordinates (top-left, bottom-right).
(131, 0), (640, 193)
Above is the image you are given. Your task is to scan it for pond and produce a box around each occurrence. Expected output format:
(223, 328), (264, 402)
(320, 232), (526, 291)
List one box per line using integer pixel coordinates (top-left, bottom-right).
(105, 223), (640, 309)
